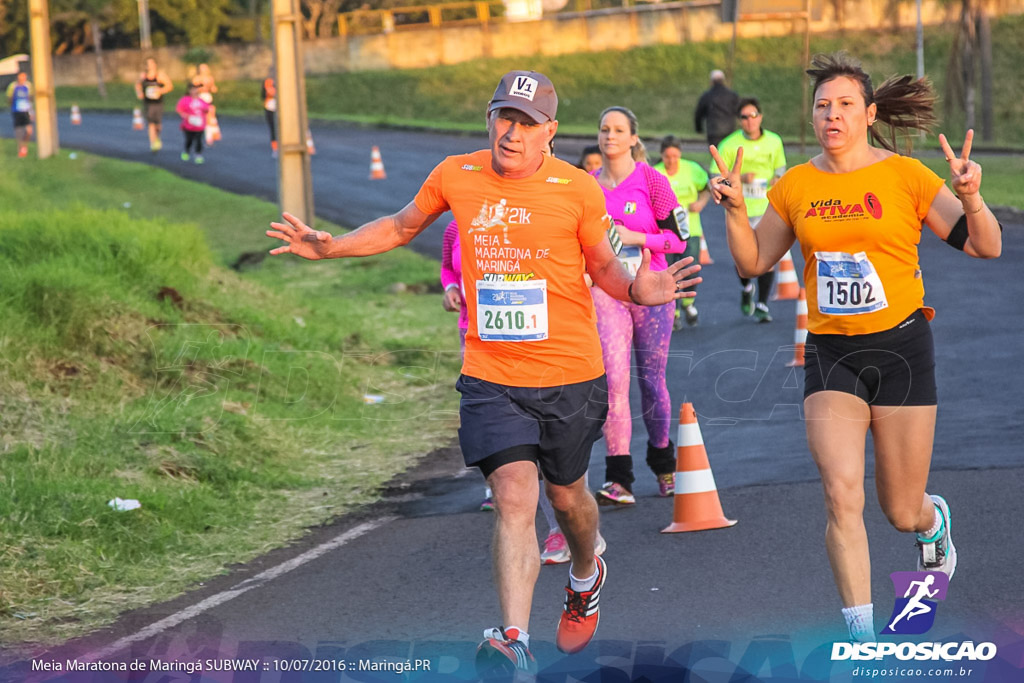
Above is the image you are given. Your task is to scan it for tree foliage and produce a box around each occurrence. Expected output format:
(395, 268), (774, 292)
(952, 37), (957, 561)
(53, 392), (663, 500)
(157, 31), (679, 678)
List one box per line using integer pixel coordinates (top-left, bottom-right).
(49, 0), (128, 54)
(0, 0), (257, 54)
(0, 0), (468, 51)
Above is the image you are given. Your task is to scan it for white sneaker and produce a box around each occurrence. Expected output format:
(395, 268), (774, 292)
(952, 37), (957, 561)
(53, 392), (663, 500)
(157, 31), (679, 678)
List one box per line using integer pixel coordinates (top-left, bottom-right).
(916, 494), (957, 580)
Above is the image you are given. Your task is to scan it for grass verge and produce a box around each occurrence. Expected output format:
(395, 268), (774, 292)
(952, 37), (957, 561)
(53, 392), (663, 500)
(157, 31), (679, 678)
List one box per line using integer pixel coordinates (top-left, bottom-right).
(0, 140), (462, 651)
(58, 15), (1024, 146)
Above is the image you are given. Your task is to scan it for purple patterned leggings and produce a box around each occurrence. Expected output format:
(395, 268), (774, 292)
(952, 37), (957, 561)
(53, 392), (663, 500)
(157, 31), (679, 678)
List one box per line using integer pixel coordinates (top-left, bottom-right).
(591, 287), (675, 456)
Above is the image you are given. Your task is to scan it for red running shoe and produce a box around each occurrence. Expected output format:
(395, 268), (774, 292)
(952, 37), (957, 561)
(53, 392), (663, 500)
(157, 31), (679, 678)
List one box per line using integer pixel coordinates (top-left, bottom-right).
(475, 627), (536, 679)
(556, 556), (606, 654)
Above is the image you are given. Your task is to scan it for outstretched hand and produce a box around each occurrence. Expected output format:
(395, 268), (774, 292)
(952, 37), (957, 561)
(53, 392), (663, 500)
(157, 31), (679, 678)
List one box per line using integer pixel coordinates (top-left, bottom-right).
(938, 129), (983, 200)
(442, 287), (462, 312)
(266, 212), (333, 260)
(630, 251), (703, 306)
(708, 145), (745, 210)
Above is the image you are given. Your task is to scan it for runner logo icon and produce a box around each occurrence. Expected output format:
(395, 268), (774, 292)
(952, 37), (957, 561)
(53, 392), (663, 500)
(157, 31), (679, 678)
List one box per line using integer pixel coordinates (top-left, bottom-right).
(864, 192), (883, 219)
(881, 571), (949, 635)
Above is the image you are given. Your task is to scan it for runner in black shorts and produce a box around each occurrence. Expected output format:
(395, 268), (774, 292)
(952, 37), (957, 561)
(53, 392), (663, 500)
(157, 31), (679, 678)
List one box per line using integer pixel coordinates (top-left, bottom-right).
(266, 70), (701, 676)
(135, 58), (173, 152)
(711, 52), (1002, 642)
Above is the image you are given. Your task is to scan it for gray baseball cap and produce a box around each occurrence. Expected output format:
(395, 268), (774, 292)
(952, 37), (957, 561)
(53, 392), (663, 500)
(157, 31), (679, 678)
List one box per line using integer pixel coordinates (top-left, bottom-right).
(488, 70), (558, 123)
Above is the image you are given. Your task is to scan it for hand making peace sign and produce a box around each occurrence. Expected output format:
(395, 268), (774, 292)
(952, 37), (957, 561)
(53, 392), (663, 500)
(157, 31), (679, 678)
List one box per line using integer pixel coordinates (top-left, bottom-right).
(708, 144), (745, 210)
(938, 129), (983, 200)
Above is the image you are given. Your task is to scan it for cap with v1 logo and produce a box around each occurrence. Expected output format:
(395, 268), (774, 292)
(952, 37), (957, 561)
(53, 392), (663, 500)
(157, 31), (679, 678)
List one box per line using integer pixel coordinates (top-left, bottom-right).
(488, 70), (558, 123)
(509, 76), (538, 100)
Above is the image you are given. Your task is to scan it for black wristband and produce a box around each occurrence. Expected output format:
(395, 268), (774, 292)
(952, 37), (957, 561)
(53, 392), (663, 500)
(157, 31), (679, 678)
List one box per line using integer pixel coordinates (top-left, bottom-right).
(628, 281), (641, 305)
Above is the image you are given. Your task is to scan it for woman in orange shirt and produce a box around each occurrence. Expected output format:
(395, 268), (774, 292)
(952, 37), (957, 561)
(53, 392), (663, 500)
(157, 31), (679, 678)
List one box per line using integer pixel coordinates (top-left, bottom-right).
(710, 52), (1001, 642)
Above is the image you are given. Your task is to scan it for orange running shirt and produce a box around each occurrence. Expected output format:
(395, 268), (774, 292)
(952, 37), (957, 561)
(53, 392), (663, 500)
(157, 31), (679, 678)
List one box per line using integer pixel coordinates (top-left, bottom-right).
(767, 155), (945, 335)
(415, 150), (610, 387)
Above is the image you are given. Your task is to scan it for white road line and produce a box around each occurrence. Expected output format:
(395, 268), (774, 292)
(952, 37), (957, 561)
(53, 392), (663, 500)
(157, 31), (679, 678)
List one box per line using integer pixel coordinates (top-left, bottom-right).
(81, 516), (396, 662)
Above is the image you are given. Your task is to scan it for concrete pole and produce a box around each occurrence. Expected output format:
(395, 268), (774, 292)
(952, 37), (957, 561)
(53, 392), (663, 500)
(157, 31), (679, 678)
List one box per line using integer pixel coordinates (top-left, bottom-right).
(29, 0), (59, 159)
(272, 0), (314, 224)
(916, 0), (926, 141)
(800, 0), (810, 154)
(138, 0), (152, 49)
(915, 0), (924, 81)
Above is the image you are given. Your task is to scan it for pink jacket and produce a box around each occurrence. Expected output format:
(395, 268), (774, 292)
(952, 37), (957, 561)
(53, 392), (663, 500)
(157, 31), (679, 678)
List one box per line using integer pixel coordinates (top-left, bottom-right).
(176, 96), (210, 132)
(439, 220), (467, 331)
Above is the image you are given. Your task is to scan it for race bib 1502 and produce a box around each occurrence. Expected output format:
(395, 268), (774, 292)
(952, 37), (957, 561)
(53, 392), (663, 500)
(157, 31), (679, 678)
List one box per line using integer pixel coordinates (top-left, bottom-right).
(815, 251), (889, 315)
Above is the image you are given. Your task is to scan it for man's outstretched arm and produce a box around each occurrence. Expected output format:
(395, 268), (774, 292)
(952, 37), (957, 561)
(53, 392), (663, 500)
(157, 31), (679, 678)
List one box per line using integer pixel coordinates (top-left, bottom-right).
(267, 201), (442, 260)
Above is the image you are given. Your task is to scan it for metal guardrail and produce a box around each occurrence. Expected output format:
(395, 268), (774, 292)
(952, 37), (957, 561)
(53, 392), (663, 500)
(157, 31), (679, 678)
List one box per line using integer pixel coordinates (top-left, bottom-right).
(338, 1), (502, 35)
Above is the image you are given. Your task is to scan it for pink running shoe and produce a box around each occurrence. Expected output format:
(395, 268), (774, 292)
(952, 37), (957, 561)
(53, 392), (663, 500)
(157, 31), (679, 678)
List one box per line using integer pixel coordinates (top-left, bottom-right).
(541, 530), (570, 565)
(657, 473), (675, 497)
(595, 482), (635, 506)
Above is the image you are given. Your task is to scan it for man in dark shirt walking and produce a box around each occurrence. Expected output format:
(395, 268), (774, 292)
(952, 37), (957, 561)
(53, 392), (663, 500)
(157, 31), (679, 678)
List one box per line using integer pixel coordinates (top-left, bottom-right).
(694, 69), (739, 147)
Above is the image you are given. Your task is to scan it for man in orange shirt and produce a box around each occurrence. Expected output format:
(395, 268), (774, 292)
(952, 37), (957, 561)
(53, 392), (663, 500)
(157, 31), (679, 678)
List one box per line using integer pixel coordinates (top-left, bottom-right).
(266, 70), (701, 676)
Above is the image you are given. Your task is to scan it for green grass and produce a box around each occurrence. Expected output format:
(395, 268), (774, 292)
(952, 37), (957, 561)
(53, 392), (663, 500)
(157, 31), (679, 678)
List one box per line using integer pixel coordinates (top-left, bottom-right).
(918, 156), (1024, 211)
(0, 140), (463, 649)
(60, 15), (1024, 147)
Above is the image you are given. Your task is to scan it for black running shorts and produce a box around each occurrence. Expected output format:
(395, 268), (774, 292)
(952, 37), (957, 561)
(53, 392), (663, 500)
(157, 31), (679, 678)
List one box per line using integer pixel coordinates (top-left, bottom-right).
(145, 101), (163, 125)
(456, 374), (609, 486)
(804, 309), (937, 406)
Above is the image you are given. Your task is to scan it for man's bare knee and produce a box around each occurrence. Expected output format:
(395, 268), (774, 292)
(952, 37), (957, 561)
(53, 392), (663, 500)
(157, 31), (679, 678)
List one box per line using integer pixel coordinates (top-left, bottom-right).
(544, 476), (587, 513)
(489, 461), (540, 520)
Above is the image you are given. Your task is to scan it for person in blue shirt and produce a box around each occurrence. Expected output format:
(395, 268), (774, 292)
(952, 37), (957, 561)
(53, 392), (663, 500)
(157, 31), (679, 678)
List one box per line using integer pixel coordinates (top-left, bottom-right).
(6, 71), (33, 158)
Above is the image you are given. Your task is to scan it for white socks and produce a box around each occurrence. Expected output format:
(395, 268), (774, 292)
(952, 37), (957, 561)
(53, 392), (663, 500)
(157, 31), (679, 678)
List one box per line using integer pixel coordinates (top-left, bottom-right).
(569, 565), (599, 592)
(842, 604), (875, 642)
(919, 504), (943, 542)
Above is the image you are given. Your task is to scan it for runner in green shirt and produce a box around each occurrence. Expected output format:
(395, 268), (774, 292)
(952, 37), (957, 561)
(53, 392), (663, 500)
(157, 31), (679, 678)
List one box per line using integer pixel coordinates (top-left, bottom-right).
(714, 98), (787, 322)
(653, 135), (710, 328)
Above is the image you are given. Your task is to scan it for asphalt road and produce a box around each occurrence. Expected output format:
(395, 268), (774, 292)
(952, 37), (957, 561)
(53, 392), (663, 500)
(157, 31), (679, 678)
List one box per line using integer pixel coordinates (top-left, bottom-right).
(2, 112), (1022, 683)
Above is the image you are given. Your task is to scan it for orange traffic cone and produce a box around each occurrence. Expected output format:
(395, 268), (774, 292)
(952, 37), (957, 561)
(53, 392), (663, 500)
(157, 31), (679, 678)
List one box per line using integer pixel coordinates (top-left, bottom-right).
(204, 107), (221, 147)
(369, 145), (387, 179)
(772, 249), (800, 300)
(306, 129), (316, 156)
(662, 403), (737, 533)
(699, 235), (714, 265)
(70, 104), (82, 125)
(132, 108), (144, 130)
(786, 287), (808, 368)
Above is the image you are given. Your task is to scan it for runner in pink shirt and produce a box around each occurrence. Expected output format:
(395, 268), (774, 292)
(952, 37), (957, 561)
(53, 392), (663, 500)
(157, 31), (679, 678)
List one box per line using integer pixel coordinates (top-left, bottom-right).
(175, 82), (210, 164)
(591, 107), (692, 505)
